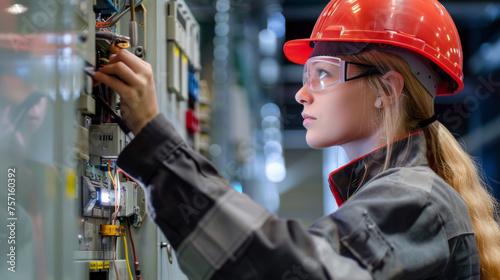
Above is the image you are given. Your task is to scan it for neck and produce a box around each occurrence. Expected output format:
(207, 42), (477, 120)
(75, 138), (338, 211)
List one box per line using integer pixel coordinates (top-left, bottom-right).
(341, 129), (386, 160)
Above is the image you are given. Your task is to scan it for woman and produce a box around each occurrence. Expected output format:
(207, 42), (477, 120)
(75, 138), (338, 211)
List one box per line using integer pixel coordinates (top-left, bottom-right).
(93, 0), (500, 279)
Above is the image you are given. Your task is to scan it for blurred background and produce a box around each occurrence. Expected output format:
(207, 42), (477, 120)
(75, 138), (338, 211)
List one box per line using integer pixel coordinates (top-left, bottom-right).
(188, 0), (500, 226)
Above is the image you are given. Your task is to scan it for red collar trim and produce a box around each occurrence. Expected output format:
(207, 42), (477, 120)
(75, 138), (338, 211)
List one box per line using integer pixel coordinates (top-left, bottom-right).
(328, 131), (423, 207)
(329, 176), (345, 207)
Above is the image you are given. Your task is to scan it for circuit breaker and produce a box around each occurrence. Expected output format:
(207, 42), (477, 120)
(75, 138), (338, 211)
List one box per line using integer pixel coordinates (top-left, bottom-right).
(118, 181), (138, 217)
(89, 123), (127, 165)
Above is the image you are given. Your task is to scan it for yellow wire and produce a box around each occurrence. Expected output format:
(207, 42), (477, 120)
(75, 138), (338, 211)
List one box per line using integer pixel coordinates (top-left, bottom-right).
(123, 236), (134, 280)
(112, 236), (119, 280)
(108, 167), (116, 189)
(110, 161), (131, 279)
(109, 161), (119, 224)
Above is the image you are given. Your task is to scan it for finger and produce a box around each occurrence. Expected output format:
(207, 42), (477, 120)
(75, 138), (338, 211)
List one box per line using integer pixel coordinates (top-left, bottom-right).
(93, 71), (132, 100)
(98, 62), (143, 86)
(107, 49), (145, 73)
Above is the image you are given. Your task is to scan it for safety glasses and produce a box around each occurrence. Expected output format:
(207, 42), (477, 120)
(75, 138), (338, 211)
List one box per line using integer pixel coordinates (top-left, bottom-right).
(303, 56), (382, 91)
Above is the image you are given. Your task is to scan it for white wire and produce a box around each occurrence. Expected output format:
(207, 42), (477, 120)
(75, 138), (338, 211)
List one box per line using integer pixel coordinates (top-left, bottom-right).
(115, 171), (121, 210)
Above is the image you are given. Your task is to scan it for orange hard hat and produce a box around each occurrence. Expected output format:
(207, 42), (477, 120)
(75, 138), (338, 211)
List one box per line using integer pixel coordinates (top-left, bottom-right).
(283, 0), (464, 95)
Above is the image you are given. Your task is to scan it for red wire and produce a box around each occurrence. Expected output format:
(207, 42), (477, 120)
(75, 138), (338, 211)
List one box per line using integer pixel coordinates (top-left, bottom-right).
(118, 169), (137, 183)
(128, 225), (138, 262)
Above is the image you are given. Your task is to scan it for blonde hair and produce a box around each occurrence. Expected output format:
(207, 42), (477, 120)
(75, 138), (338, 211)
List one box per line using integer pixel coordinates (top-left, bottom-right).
(347, 49), (500, 279)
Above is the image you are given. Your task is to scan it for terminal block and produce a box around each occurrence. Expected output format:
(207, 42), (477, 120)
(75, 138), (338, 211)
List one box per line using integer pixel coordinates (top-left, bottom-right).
(94, 0), (120, 15)
(100, 224), (126, 236)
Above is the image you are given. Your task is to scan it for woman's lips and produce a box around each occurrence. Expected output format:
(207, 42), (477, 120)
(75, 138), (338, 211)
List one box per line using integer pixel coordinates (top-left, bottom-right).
(302, 113), (316, 127)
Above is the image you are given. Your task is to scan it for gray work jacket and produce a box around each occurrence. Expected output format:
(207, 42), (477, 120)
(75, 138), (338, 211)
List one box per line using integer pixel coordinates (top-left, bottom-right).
(117, 114), (480, 280)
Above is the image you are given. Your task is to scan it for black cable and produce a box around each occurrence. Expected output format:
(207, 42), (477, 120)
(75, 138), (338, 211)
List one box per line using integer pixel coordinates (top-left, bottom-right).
(91, 87), (133, 136)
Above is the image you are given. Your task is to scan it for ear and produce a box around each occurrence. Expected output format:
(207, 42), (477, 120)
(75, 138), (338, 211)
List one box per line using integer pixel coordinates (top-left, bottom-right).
(380, 71), (404, 102)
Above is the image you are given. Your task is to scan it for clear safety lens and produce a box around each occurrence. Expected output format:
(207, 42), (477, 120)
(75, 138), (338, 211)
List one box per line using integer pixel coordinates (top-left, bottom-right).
(303, 56), (346, 91)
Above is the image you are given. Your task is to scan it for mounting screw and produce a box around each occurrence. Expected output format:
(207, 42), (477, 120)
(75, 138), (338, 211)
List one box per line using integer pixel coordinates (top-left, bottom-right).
(134, 46), (145, 59)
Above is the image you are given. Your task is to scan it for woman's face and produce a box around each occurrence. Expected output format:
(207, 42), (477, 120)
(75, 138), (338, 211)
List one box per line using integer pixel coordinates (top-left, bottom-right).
(1, 75), (47, 136)
(295, 58), (380, 150)
(22, 96), (47, 135)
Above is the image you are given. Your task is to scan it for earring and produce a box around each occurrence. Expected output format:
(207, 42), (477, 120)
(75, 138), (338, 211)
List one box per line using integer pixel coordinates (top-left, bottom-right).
(374, 98), (383, 108)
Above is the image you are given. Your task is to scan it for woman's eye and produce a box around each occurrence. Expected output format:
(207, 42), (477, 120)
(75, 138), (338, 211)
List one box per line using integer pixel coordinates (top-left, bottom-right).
(315, 68), (330, 79)
(319, 70), (328, 79)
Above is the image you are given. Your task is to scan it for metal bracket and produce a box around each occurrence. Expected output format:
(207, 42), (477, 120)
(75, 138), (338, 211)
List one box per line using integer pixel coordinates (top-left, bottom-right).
(160, 242), (173, 263)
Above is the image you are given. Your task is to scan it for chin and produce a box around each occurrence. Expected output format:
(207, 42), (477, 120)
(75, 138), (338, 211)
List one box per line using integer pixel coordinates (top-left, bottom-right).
(307, 142), (333, 149)
(306, 136), (333, 149)
(306, 131), (344, 149)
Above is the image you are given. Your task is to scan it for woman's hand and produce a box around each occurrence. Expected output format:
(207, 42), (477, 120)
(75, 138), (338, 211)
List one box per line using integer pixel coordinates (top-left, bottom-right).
(93, 49), (159, 135)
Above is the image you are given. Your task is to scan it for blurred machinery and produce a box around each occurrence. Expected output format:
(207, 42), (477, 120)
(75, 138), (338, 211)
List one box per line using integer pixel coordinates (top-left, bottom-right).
(74, 0), (210, 279)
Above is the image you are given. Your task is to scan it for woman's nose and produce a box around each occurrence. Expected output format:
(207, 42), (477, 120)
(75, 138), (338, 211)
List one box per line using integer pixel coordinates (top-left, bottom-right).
(295, 86), (312, 105)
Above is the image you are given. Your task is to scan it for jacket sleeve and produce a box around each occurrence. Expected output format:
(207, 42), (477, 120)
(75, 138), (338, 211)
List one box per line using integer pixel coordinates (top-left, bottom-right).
(116, 114), (449, 280)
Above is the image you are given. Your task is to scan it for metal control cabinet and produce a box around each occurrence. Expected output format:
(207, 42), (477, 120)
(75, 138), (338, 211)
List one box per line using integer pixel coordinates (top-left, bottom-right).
(73, 0), (201, 279)
(0, 0), (202, 279)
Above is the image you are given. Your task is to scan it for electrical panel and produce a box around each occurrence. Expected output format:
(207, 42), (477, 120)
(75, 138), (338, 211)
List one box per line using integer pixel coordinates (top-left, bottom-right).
(165, 0), (203, 148)
(74, 0), (207, 279)
(198, 81), (213, 157)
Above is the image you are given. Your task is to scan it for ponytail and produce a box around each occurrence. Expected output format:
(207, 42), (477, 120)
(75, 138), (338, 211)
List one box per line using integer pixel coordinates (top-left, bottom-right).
(347, 49), (500, 279)
(424, 122), (500, 279)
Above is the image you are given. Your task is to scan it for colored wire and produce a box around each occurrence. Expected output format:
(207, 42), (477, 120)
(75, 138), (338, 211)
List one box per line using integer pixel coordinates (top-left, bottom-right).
(91, 87), (133, 137)
(114, 181), (119, 225)
(108, 161), (117, 222)
(109, 160), (119, 225)
(96, 0), (144, 29)
(128, 225), (138, 262)
(131, 0), (135, 21)
(108, 160), (121, 280)
(112, 236), (120, 280)
(95, 0), (126, 28)
(118, 169), (137, 183)
(108, 160), (117, 189)
(128, 223), (142, 280)
(129, 0), (138, 48)
(123, 236), (134, 280)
